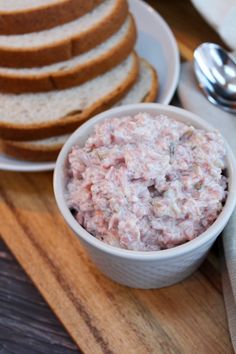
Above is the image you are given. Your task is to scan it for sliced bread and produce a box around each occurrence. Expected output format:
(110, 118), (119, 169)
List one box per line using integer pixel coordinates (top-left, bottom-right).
(115, 58), (158, 105)
(0, 58), (158, 161)
(0, 0), (128, 68)
(0, 0), (103, 35)
(0, 134), (70, 162)
(0, 53), (139, 141)
(0, 16), (136, 93)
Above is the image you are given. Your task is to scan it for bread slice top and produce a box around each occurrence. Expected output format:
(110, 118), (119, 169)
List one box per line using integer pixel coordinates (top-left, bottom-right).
(0, 0), (123, 49)
(0, 17), (133, 76)
(0, 0), (104, 35)
(0, 0), (127, 68)
(0, 15), (135, 92)
(0, 53), (139, 140)
(0, 54), (136, 124)
(0, 58), (158, 161)
(0, 58), (158, 162)
(0, 15), (136, 92)
(1, 58), (158, 148)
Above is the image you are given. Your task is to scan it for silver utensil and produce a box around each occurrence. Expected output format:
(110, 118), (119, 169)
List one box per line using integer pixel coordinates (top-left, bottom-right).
(193, 43), (236, 113)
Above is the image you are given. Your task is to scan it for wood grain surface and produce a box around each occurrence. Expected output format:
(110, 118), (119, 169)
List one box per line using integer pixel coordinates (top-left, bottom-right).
(0, 239), (80, 354)
(0, 1), (233, 353)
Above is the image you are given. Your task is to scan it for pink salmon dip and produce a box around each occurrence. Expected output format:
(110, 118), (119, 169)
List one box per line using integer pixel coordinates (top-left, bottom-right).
(66, 113), (227, 251)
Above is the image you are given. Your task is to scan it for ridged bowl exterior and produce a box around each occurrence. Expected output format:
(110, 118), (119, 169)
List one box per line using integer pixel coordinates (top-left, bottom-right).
(54, 104), (236, 289)
(79, 236), (217, 288)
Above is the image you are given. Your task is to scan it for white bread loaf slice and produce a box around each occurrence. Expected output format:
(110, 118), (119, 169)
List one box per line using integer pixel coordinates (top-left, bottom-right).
(0, 16), (136, 93)
(0, 53), (139, 141)
(0, 58), (158, 161)
(0, 0), (128, 68)
(0, 0), (103, 35)
(115, 58), (158, 105)
(0, 134), (71, 162)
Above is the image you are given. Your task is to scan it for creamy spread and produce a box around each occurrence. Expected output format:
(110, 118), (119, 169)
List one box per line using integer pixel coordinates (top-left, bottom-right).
(66, 113), (227, 251)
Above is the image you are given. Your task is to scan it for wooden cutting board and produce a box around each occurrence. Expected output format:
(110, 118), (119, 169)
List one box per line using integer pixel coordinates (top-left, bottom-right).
(0, 1), (232, 353)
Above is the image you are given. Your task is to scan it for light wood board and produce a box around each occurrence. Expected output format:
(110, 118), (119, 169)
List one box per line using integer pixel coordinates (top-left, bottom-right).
(0, 1), (233, 353)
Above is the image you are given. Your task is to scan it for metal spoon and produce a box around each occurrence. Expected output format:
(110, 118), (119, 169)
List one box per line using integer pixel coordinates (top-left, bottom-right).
(193, 43), (236, 113)
(194, 57), (236, 113)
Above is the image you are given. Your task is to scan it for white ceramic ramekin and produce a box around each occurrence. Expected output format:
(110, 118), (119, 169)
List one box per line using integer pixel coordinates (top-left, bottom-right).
(53, 104), (236, 289)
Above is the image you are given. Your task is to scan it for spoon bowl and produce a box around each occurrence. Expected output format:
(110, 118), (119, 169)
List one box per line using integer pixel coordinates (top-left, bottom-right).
(194, 43), (236, 113)
(194, 58), (236, 113)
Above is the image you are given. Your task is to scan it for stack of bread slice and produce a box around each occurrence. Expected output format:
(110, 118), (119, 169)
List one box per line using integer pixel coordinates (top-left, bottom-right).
(0, 0), (158, 161)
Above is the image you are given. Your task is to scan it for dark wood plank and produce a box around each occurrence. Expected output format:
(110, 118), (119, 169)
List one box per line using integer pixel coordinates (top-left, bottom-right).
(0, 238), (80, 354)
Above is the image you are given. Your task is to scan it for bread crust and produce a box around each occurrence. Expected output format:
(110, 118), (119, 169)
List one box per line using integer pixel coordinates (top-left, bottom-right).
(0, 0), (128, 68)
(0, 0), (103, 35)
(0, 53), (139, 141)
(0, 16), (136, 93)
(142, 59), (159, 103)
